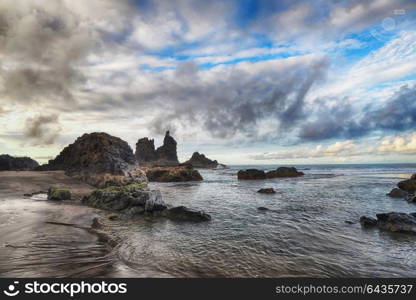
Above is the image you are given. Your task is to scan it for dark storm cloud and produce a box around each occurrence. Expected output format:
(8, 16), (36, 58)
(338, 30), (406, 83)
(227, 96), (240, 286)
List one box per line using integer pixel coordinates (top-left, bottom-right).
(24, 114), (62, 145)
(299, 84), (416, 141)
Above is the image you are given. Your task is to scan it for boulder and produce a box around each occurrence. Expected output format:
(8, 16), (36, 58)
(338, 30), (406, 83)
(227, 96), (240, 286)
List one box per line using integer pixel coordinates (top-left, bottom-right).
(257, 207), (270, 211)
(82, 183), (166, 215)
(36, 132), (147, 188)
(397, 179), (416, 193)
(411, 174), (416, 180)
(386, 188), (408, 198)
(0, 154), (39, 171)
(359, 216), (378, 227)
(405, 194), (416, 203)
(144, 166), (203, 182)
(164, 206), (211, 222)
(184, 152), (222, 169)
(266, 167), (304, 178)
(47, 187), (71, 201)
(135, 131), (179, 167)
(376, 212), (416, 234)
(237, 169), (266, 180)
(257, 188), (276, 194)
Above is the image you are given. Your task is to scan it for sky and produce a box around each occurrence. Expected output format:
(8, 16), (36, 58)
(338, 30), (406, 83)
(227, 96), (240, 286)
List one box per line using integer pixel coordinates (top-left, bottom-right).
(0, 0), (416, 165)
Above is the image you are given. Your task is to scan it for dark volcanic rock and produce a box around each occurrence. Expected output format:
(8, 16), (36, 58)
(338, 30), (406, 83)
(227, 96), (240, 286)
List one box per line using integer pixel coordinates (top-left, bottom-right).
(0, 154), (39, 171)
(165, 206), (211, 222)
(237, 169), (266, 180)
(36, 132), (146, 187)
(135, 131), (179, 167)
(184, 152), (221, 169)
(411, 174), (416, 180)
(359, 216), (378, 227)
(397, 179), (416, 193)
(386, 188), (408, 198)
(266, 167), (304, 178)
(257, 207), (270, 211)
(47, 187), (71, 201)
(257, 188), (276, 194)
(144, 165), (203, 182)
(376, 212), (416, 234)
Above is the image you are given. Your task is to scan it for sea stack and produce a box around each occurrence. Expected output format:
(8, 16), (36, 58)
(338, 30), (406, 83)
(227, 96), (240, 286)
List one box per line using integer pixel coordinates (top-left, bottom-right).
(135, 131), (179, 167)
(36, 132), (147, 188)
(184, 152), (225, 169)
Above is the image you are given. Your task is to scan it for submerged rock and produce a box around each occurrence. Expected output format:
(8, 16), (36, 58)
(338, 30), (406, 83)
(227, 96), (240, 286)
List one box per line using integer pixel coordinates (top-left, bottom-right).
(36, 132), (146, 188)
(257, 188), (276, 194)
(144, 165), (203, 182)
(386, 188), (408, 198)
(47, 187), (71, 201)
(164, 206), (211, 222)
(0, 154), (39, 171)
(135, 131), (179, 167)
(257, 207), (270, 211)
(237, 169), (266, 180)
(266, 167), (304, 178)
(359, 216), (378, 228)
(376, 212), (416, 234)
(184, 152), (222, 169)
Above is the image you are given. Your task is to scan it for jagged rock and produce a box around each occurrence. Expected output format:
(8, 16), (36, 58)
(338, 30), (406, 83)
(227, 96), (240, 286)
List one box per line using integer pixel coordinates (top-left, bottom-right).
(135, 131), (179, 167)
(359, 216), (378, 227)
(397, 178), (416, 193)
(266, 167), (304, 178)
(144, 165), (203, 182)
(376, 212), (416, 234)
(257, 188), (276, 194)
(164, 206), (211, 222)
(36, 132), (146, 188)
(405, 194), (416, 203)
(47, 187), (71, 201)
(386, 188), (408, 198)
(237, 169), (266, 180)
(0, 154), (39, 171)
(184, 152), (223, 169)
(82, 183), (166, 215)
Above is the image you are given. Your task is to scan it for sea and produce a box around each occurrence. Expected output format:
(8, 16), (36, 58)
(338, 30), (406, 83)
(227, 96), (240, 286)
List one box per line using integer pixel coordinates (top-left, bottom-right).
(1, 163), (416, 277)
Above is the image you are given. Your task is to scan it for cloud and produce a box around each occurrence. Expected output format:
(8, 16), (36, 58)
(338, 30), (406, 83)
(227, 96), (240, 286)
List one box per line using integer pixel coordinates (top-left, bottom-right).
(378, 132), (416, 154)
(24, 114), (62, 145)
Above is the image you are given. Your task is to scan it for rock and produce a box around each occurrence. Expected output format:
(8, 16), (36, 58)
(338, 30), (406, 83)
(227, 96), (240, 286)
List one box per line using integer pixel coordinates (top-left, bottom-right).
(257, 207), (270, 211)
(237, 169), (266, 180)
(257, 188), (276, 194)
(135, 131), (179, 167)
(47, 187), (71, 201)
(386, 188), (408, 198)
(144, 165), (203, 182)
(82, 183), (166, 215)
(345, 220), (356, 224)
(165, 206), (211, 222)
(108, 214), (119, 221)
(359, 216), (378, 227)
(0, 154), (39, 171)
(411, 174), (416, 180)
(405, 194), (416, 203)
(266, 167), (304, 178)
(397, 179), (416, 193)
(184, 152), (223, 169)
(36, 132), (146, 188)
(376, 212), (416, 234)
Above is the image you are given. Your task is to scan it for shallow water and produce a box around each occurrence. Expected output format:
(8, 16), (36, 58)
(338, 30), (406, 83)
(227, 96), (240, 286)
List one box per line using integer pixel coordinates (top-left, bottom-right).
(1, 164), (416, 277)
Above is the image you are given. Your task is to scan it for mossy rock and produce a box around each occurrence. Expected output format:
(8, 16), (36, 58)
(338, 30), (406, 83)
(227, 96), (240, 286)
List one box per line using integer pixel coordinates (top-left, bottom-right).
(47, 187), (71, 201)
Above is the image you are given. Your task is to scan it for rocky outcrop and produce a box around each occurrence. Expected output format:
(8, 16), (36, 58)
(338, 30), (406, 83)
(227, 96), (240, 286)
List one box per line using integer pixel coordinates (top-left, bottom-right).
(360, 212), (416, 234)
(143, 165), (203, 182)
(135, 131), (179, 167)
(82, 184), (211, 222)
(0, 154), (39, 171)
(386, 188), (408, 198)
(47, 187), (71, 200)
(36, 132), (146, 188)
(184, 152), (223, 169)
(397, 178), (416, 193)
(266, 167), (304, 178)
(257, 188), (276, 194)
(237, 169), (266, 180)
(238, 167), (304, 180)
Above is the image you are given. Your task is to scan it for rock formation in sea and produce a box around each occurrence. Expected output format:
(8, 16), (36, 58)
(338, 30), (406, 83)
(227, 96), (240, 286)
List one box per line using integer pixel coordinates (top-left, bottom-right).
(184, 152), (224, 169)
(257, 188), (276, 194)
(135, 131), (179, 167)
(36, 132), (147, 187)
(360, 212), (416, 234)
(143, 165), (203, 182)
(0, 154), (39, 171)
(386, 173), (416, 202)
(238, 167), (304, 180)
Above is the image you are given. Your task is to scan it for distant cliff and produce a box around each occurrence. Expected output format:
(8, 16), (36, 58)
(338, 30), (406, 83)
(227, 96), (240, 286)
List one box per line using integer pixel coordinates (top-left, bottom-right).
(135, 131), (179, 167)
(0, 154), (39, 171)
